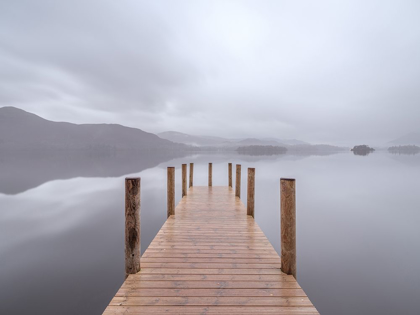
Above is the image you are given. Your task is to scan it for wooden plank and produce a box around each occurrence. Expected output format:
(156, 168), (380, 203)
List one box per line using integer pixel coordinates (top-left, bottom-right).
(116, 288), (306, 297)
(141, 253), (279, 259)
(120, 280), (301, 289)
(150, 240), (272, 244)
(152, 238), (271, 241)
(145, 247), (276, 251)
(143, 251), (279, 257)
(140, 258), (281, 263)
(103, 186), (319, 314)
(126, 274), (296, 281)
(154, 236), (267, 239)
(104, 306), (320, 314)
(139, 263), (280, 269)
(136, 268), (286, 275)
(110, 296), (313, 306)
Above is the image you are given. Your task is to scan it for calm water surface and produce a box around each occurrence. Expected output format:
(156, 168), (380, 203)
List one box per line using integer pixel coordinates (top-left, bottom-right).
(0, 151), (419, 314)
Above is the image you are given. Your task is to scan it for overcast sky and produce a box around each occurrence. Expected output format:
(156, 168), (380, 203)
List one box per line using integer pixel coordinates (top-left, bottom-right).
(1, 0), (420, 145)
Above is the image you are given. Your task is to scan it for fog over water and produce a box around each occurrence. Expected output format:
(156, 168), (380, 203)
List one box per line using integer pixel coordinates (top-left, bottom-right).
(0, 151), (419, 314)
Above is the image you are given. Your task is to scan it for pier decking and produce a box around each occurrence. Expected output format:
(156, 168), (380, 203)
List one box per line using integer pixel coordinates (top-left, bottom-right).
(103, 185), (319, 314)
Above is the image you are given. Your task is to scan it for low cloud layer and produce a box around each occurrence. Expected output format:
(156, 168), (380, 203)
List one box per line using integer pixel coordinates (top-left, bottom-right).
(1, 0), (420, 145)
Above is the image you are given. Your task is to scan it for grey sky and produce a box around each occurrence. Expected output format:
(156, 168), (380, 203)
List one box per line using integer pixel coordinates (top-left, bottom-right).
(1, 0), (420, 145)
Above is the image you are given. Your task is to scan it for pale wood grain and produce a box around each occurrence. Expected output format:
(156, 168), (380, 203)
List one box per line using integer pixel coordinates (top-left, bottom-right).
(235, 165), (241, 198)
(167, 167), (175, 218)
(281, 178), (296, 278)
(247, 168), (255, 217)
(182, 164), (187, 197)
(104, 185), (318, 315)
(125, 178), (140, 278)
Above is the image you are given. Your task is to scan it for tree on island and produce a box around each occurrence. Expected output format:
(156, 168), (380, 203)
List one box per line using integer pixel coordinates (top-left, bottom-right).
(388, 145), (420, 155)
(351, 145), (375, 156)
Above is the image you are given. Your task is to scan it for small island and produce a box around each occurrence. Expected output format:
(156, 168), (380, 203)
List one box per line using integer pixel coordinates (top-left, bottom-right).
(388, 145), (420, 155)
(351, 145), (375, 156)
(236, 145), (287, 156)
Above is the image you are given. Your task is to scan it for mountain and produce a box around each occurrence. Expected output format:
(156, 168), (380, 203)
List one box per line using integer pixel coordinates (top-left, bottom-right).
(262, 138), (308, 146)
(237, 138), (283, 146)
(236, 145), (287, 156)
(389, 132), (420, 146)
(158, 131), (308, 147)
(0, 107), (186, 151)
(157, 131), (228, 146)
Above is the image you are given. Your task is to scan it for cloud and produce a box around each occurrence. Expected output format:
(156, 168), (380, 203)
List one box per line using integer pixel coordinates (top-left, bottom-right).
(1, 0), (420, 144)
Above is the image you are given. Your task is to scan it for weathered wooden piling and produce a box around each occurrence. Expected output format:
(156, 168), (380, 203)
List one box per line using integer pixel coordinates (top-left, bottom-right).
(247, 168), (255, 217)
(167, 167), (175, 218)
(235, 164), (241, 198)
(182, 164), (187, 197)
(125, 177), (140, 279)
(228, 163), (232, 187)
(280, 178), (296, 278)
(208, 163), (212, 186)
(189, 163), (194, 188)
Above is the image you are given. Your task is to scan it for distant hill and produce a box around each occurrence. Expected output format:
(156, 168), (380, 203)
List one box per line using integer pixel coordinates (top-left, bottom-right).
(389, 132), (420, 146)
(157, 131), (228, 146)
(157, 131), (308, 147)
(0, 107), (186, 151)
(236, 145), (287, 156)
(261, 138), (309, 146)
(237, 138), (284, 146)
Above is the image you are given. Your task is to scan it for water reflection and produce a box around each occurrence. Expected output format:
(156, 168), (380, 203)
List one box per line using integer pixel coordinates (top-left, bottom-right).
(0, 150), (186, 194)
(0, 152), (419, 314)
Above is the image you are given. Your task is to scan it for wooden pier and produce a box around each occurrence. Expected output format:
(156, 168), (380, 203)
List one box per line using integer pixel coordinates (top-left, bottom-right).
(103, 164), (319, 314)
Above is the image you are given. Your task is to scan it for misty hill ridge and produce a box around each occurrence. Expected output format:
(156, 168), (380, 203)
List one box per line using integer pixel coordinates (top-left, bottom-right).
(389, 132), (420, 146)
(158, 131), (228, 146)
(158, 131), (308, 147)
(0, 106), (183, 150)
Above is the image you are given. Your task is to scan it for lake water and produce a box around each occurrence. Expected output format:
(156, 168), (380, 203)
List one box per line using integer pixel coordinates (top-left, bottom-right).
(0, 151), (419, 314)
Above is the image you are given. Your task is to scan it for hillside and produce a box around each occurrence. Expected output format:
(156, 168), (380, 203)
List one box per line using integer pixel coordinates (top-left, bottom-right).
(157, 131), (227, 146)
(0, 107), (185, 151)
(389, 132), (420, 146)
(158, 131), (308, 147)
(236, 145), (287, 156)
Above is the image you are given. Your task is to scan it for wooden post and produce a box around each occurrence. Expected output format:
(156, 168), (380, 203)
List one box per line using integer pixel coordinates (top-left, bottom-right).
(235, 164), (241, 198)
(189, 163), (194, 188)
(247, 168), (255, 217)
(280, 178), (296, 278)
(208, 163), (212, 186)
(182, 164), (187, 197)
(228, 163), (232, 187)
(125, 177), (140, 279)
(167, 167), (175, 218)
